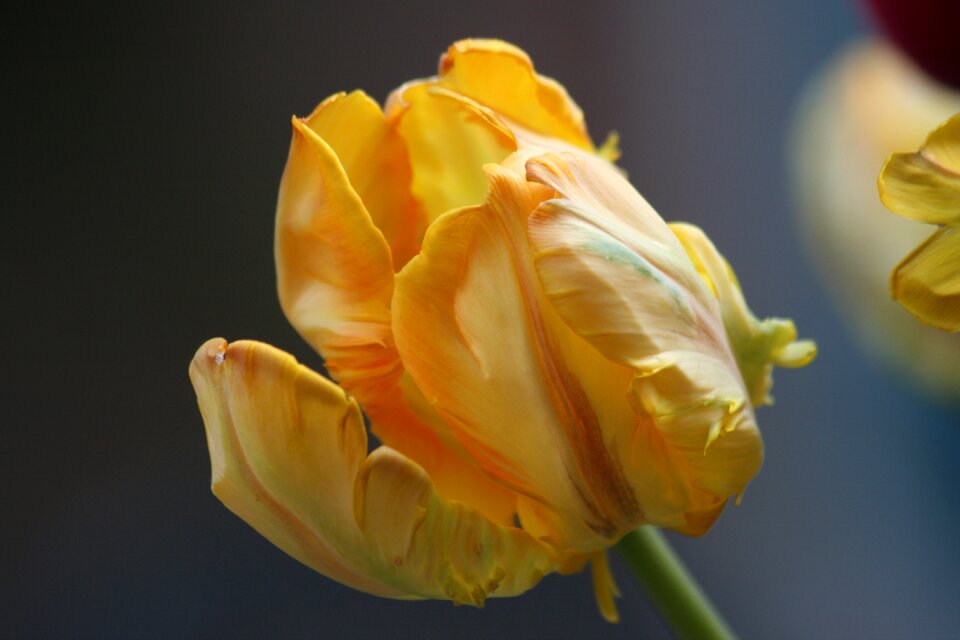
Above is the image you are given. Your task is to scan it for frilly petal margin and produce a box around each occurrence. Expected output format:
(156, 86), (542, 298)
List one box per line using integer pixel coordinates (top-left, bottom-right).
(437, 39), (595, 151)
(189, 338), (556, 604)
(891, 227), (960, 332)
(669, 223), (817, 406)
(299, 91), (426, 269)
(879, 113), (960, 226)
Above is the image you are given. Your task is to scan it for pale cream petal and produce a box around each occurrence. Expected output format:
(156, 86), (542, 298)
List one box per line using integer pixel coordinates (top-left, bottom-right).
(891, 227), (960, 332)
(394, 165), (644, 553)
(302, 92), (426, 268)
(190, 338), (555, 602)
(879, 113), (960, 226)
(524, 152), (766, 527)
(438, 39), (595, 151)
(276, 116), (400, 402)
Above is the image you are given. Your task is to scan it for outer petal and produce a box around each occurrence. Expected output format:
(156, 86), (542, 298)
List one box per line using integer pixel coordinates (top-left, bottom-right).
(891, 227), (960, 331)
(437, 39), (595, 151)
(276, 111), (519, 528)
(525, 152), (768, 526)
(190, 338), (555, 603)
(879, 113), (960, 225)
(300, 92), (426, 269)
(394, 165), (643, 553)
(276, 115), (399, 401)
(388, 83), (516, 223)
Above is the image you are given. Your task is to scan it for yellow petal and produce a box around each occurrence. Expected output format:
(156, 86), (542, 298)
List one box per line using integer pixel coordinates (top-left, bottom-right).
(394, 164), (643, 553)
(276, 116), (400, 402)
(438, 39), (595, 151)
(891, 227), (960, 331)
(189, 338), (556, 602)
(590, 551), (621, 623)
(879, 113), (960, 226)
(388, 83), (516, 223)
(301, 92), (427, 269)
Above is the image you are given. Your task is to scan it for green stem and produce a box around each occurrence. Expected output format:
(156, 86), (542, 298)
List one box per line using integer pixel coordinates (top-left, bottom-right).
(616, 526), (736, 640)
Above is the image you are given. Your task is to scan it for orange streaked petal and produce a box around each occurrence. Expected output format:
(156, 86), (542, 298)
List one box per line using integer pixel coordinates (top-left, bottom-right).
(277, 111), (519, 528)
(361, 375), (521, 529)
(879, 113), (960, 226)
(438, 39), (594, 151)
(891, 227), (960, 332)
(190, 338), (556, 603)
(302, 92), (426, 269)
(276, 116), (400, 401)
(389, 83), (516, 223)
(394, 165), (643, 553)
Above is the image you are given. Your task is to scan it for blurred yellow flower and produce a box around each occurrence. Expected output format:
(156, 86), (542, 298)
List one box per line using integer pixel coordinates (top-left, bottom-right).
(190, 39), (814, 621)
(791, 39), (960, 397)
(879, 113), (960, 332)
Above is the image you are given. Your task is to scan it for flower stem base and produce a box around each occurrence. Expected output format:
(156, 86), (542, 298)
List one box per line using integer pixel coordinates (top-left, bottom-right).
(616, 526), (736, 640)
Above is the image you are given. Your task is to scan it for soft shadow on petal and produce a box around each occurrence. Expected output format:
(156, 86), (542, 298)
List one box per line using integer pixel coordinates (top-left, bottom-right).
(891, 227), (960, 332)
(276, 116), (399, 401)
(438, 39), (595, 151)
(879, 114), (960, 226)
(190, 338), (556, 603)
(302, 91), (426, 269)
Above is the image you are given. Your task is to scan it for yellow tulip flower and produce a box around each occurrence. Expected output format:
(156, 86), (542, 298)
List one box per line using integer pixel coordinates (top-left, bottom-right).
(190, 39), (814, 622)
(880, 113), (960, 332)
(790, 40), (960, 399)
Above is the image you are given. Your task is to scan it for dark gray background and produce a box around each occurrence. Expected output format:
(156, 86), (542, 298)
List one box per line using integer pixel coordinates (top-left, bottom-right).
(7, 2), (960, 638)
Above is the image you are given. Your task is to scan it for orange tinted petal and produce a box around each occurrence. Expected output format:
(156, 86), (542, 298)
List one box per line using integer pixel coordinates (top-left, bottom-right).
(394, 165), (642, 552)
(190, 338), (556, 602)
(278, 110), (518, 527)
(276, 116), (400, 401)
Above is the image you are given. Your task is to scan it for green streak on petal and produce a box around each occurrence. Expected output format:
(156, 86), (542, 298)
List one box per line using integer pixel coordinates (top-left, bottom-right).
(579, 235), (693, 321)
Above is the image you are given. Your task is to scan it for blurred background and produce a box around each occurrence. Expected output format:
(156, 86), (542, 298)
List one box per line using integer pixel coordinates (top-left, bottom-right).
(7, 1), (960, 638)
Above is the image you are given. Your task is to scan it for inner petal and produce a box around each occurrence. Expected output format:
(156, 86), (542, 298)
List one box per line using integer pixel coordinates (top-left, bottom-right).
(303, 91), (426, 269)
(389, 83), (516, 224)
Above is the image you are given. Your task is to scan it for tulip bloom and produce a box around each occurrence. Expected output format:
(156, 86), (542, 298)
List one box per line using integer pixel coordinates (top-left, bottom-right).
(190, 39), (814, 621)
(879, 113), (960, 332)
